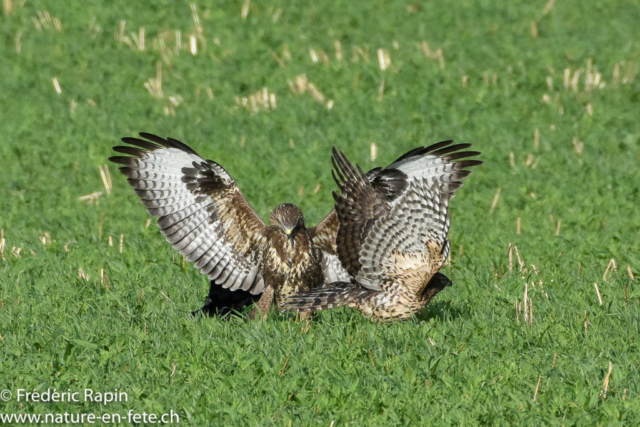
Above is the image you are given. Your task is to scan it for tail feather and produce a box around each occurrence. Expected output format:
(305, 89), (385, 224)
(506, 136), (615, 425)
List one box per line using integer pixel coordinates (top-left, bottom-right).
(283, 282), (363, 312)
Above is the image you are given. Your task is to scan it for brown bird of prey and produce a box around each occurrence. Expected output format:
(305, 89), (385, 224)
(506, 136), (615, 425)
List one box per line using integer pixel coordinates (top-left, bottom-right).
(284, 141), (482, 321)
(109, 133), (346, 319)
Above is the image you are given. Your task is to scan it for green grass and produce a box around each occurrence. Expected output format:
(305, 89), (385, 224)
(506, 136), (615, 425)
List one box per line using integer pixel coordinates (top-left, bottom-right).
(1, 0), (640, 424)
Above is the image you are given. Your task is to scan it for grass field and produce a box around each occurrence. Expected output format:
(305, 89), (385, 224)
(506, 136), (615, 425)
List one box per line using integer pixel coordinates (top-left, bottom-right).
(1, 0), (640, 424)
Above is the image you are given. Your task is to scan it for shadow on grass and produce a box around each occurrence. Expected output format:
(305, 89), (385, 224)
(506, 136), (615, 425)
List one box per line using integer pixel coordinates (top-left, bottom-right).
(417, 300), (467, 323)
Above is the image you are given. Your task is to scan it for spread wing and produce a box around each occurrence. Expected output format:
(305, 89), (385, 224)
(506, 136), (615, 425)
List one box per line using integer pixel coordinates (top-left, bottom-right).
(310, 140), (480, 275)
(355, 179), (451, 290)
(109, 133), (267, 295)
(331, 148), (390, 278)
(331, 142), (480, 290)
(366, 140), (483, 202)
(307, 209), (339, 255)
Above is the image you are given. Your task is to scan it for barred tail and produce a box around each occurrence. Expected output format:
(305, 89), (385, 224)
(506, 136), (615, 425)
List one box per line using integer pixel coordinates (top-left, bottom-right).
(282, 282), (362, 313)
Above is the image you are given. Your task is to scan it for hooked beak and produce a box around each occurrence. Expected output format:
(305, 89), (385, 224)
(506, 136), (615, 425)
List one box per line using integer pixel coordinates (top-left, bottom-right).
(284, 228), (293, 239)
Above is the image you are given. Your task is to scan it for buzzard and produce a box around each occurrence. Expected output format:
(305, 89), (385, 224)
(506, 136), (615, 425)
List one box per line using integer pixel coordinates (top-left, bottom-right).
(109, 133), (346, 319)
(284, 141), (482, 321)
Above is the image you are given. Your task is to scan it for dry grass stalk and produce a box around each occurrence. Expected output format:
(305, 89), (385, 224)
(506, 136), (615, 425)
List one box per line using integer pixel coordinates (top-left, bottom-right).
(235, 88), (277, 113)
(38, 232), (51, 245)
(98, 165), (113, 195)
(279, 355), (290, 376)
(612, 62), (620, 87)
(271, 52), (286, 68)
(523, 153), (535, 167)
(542, 0), (555, 14)
(600, 362), (613, 399)
(189, 34), (197, 55)
(369, 349), (376, 367)
(523, 282), (528, 320)
(334, 40), (343, 61)
(533, 375), (542, 402)
(571, 70), (580, 92)
(11, 246), (21, 258)
(15, 30), (22, 53)
(611, 61), (637, 86)
(78, 191), (103, 205)
(190, 3), (205, 48)
(370, 142), (378, 161)
(32, 10), (62, 32)
(271, 8), (282, 23)
(377, 49), (391, 70)
(534, 128), (540, 149)
(313, 183), (322, 195)
(131, 28), (145, 51)
(351, 46), (370, 63)
(108, 236), (113, 246)
(241, 0), (250, 19)
(552, 353), (558, 368)
(418, 41), (444, 68)
(100, 268), (110, 289)
(546, 76), (553, 91)
(515, 300), (521, 322)
(377, 79), (385, 102)
(159, 290), (172, 302)
(515, 246), (524, 271)
(594, 283), (603, 306)
(555, 218), (562, 236)
(282, 44), (291, 61)
(119, 234), (124, 253)
(572, 137), (584, 156)
(516, 217), (521, 234)
(602, 258), (617, 281)
(52, 77), (62, 94)
(137, 290), (143, 305)
(585, 103), (593, 116)
(508, 243), (513, 271)
(628, 265), (635, 280)
(297, 186), (304, 197)
(145, 218), (152, 229)
(563, 68), (570, 90)
(584, 59), (605, 91)
(0, 229), (5, 261)
(490, 188), (501, 212)
(307, 83), (324, 102)
(309, 48), (330, 64)
(4, 0), (13, 15)
(144, 63), (164, 99)
(78, 267), (90, 282)
(509, 152), (515, 167)
(583, 310), (592, 334)
(530, 21), (538, 39)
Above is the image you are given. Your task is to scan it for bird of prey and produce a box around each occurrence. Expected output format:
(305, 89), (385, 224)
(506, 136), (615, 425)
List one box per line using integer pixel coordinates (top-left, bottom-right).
(284, 141), (482, 321)
(109, 133), (346, 319)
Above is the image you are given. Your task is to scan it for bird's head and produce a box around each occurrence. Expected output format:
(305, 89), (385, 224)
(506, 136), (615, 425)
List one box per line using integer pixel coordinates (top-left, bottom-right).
(270, 203), (305, 240)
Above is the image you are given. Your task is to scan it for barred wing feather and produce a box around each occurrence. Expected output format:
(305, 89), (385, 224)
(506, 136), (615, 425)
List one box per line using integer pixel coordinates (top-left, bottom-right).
(109, 133), (267, 295)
